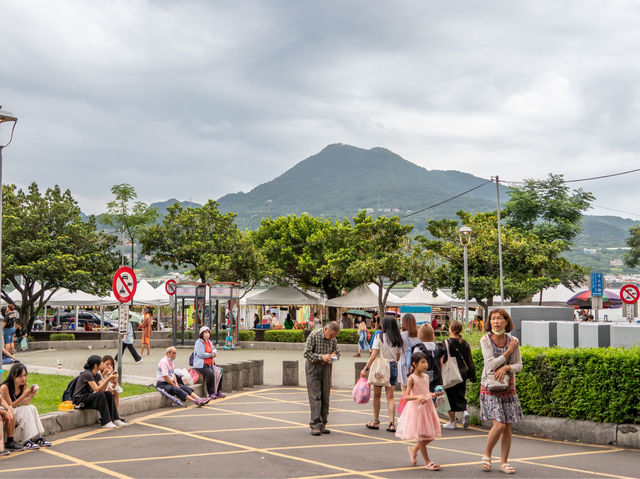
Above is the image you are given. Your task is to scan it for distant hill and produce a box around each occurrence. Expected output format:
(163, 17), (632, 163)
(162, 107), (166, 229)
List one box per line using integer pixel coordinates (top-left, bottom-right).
(217, 144), (504, 230)
(149, 199), (203, 217)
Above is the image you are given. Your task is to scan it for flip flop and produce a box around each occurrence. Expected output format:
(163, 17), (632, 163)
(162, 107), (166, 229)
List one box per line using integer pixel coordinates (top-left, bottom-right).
(407, 446), (417, 466)
(425, 462), (441, 471)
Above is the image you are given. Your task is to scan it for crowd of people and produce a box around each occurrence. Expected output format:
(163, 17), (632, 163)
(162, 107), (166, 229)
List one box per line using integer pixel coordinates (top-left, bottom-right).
(305, 309), (523, 474)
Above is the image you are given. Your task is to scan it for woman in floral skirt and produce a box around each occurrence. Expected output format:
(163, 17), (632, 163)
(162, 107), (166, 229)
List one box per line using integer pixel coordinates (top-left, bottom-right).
(479, 309), (523, 474)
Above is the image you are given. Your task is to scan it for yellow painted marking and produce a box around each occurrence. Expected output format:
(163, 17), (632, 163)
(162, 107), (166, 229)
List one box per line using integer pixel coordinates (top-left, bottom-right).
(41, 448), (133, 479)
(512, 448), (624, 461)
(516, 459), (637, 479)
(96, 449), (250, 465)
(0, 462), (80, 473)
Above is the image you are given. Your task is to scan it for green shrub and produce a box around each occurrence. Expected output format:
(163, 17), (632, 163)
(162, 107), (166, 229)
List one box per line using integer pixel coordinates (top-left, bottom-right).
(336, 328), (376, 344)
(49, 333), (75, 341)
(264, 330), (305, 343)
(465, 346), (640, 424)
(167, 331), (195, 340)
(238, 330), (256, 341)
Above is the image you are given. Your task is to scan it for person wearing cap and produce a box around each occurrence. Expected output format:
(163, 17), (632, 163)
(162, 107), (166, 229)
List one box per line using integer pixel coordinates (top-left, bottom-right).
(156, 347), (210, 407)
(192, 326), (225, 399)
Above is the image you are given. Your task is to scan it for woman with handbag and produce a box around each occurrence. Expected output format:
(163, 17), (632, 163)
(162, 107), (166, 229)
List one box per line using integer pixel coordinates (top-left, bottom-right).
(442, 320), (475, 429)
(360, 316), (402, 432)
(480, 309), (523, 474)
(399, 314), (421, 393)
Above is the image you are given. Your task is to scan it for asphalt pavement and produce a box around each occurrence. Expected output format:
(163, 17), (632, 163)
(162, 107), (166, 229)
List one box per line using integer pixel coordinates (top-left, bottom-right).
(0, 387), (637, 479)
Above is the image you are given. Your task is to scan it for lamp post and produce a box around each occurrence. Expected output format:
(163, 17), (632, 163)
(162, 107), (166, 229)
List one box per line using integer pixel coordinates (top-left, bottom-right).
(0, 107), (18, 358)
(458, 225), (472, 324)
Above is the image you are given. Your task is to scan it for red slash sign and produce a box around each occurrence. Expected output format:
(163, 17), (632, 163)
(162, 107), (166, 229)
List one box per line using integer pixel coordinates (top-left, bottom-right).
(165, 279), (177, 296)
(620, 284), (640, 305)
(112, 266), (137, 303)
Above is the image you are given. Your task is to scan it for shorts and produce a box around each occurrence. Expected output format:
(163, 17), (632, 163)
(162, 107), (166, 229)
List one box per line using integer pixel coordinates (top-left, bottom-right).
(141, 336), (150, 345)
(389, 361), (398, 386)
(2, 327), (15, 345)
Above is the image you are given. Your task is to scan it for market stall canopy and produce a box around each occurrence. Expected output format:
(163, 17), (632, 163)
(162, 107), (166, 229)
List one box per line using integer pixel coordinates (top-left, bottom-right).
(529, 284), (578, 306)
(325, 284), (401, 309)
(110, 279), (170, 306)
(245, 285), (324, 306)
(4, 285), (117, 307)
(388, 284), (455, 307)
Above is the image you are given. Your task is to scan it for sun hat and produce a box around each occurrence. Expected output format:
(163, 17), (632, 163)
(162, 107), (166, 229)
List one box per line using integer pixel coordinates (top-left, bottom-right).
(199, 325), (211, 336)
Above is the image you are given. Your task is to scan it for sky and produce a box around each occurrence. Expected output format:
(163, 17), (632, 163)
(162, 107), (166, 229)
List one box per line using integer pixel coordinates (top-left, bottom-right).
(1, 1), (640, 218)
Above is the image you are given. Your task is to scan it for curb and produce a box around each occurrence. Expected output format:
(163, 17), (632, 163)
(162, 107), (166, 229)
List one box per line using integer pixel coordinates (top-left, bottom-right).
(238, 341), (359, 352)
(25, 339), (174, 351)
(466, 406), (639, 448)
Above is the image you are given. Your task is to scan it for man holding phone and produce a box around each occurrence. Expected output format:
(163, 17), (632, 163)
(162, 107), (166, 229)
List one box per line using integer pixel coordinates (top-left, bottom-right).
(303, 321), (340, 436)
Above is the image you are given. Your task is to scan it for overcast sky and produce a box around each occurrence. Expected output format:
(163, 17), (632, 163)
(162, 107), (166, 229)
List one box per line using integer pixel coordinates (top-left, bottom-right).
(1, 1), (640, 219)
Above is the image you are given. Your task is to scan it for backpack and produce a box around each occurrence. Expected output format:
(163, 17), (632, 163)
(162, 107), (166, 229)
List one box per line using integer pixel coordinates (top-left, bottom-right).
(410, 342), (437, 383)
(189, 352), (195, 367)
(62, 376), (79, 402)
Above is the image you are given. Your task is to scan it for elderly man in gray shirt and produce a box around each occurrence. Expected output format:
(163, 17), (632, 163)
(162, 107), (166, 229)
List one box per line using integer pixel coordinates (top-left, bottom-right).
(303, 321), (340, 436)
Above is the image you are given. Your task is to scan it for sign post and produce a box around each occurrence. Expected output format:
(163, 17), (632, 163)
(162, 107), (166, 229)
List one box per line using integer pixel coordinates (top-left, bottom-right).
(112, 266), (137, 383)
(620, 284), (639, 323)
(590, 272), (604, 321)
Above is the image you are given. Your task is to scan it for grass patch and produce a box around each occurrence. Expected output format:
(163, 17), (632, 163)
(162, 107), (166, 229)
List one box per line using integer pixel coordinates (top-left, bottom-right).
(1, 371), (152, 414)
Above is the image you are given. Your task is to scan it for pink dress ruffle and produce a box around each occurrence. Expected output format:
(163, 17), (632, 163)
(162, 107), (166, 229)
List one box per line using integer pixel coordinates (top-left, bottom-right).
(395, 373), (441, 441)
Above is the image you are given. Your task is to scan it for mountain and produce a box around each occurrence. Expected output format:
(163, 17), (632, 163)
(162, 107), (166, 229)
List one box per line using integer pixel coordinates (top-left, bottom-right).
(149, 199), (203, 217)
(217, 144), (505, 230)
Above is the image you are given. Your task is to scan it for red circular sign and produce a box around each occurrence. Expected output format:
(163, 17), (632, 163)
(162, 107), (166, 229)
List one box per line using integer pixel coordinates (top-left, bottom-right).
(620, 284), (640, 305)
(165, 279), (177, 296)
(112, 266), (137, 303)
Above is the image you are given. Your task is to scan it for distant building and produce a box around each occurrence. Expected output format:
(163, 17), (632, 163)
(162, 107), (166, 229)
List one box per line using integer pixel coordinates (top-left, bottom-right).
(583, 248), (598, 254)
(365, 208), (374, 213)
(610, 259), (624, 266)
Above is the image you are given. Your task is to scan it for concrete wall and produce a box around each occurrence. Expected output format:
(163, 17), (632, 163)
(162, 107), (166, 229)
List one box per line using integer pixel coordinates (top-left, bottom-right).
(556, 322), (579, 349)
(522, 321), (558, 347)
(578, 323), (611, 348)
(489, 306), (574, 341)
(610, 324), (640, 348)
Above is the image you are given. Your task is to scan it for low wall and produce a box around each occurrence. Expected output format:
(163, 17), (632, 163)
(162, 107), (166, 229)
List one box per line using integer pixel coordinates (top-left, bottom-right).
(25, 339), (174, 351)
(521, 320), (639, 348)
(238, 341), (358, 352)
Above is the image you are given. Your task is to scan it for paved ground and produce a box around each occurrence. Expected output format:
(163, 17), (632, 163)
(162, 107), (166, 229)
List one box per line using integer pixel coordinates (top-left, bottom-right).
(0, 387), (638, 479)
(13, 346), (366, 388)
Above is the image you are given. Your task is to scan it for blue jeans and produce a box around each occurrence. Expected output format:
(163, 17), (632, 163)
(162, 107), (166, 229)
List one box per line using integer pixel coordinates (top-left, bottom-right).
(389, 361), (398, 386)
(2, 327), (15, 346)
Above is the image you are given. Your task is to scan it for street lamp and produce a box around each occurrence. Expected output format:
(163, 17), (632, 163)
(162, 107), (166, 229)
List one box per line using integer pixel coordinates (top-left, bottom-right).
(458, 225), (472, 324)
(0, 107), (18, 357)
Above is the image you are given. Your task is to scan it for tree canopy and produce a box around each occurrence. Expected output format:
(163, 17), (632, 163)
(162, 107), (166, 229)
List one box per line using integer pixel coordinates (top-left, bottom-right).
(624, 225), (640, 268)
(2, 183), (120, 332)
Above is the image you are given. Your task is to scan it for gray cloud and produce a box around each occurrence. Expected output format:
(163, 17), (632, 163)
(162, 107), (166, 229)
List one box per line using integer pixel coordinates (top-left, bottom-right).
(1, 0), (640, 219)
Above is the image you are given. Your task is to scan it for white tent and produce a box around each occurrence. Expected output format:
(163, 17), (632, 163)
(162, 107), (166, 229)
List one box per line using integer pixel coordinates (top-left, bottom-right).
(388, 284), (455, 307)
(110, 279), (170, 306)
(325, 284), (402, 309)
(47, 288), (118, 306)
(245, 285), (324, 306)
(529, 284), (578, 307)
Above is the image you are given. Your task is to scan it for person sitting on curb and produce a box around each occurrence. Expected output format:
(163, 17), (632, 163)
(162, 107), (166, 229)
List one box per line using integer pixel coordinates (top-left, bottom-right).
(98, 355), (122, 408)
(192, 326), (224, 400)
(0, 363), (51, 449)
(0, 388), (23, 454)
(72, 355), (126, 429)
(156, 347), (210, 407)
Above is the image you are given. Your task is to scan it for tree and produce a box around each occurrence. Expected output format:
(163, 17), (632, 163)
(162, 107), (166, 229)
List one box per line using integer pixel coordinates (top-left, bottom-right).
(99, 184), (158, 268)
(140, 200), (264, 291)
(341, 210), (435, 314)
(505, 173), (594, 244)
(624, 225), (640, 267)
(251, 214), (359, 301)
(418, 211), (586, 317)
(2, 183), (120, 332)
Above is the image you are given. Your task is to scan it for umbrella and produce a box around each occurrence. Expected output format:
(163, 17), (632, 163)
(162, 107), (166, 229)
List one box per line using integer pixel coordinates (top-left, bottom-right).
(345, 309), (371, 318)
(566, 290), (622, 309)
(109, 309), (143, 323)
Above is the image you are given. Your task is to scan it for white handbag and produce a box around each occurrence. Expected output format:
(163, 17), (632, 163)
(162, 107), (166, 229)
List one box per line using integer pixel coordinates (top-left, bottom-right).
(367, 357), (391, 387)
(441, 340), (463, 389)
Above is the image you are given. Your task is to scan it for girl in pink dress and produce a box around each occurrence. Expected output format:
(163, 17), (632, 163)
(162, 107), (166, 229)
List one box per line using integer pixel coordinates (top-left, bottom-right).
(395, 351), (444, 471)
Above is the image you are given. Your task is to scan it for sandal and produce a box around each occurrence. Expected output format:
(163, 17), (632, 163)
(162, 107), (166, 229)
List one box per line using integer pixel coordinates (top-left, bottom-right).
(481, 456), (492, 472)
(407, 446), (417, 466)
(366, 420), (380, 430)
(500, 463), (515, 474)
(425, 462), (441, 471)
(386, 423), (396, 432)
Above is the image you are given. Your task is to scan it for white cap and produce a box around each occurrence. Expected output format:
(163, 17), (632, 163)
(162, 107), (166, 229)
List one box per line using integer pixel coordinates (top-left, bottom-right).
(199, 326), (211, 336)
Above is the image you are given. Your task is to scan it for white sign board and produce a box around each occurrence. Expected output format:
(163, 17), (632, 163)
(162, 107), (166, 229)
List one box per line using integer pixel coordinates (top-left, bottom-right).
(119, 304), (129, 334)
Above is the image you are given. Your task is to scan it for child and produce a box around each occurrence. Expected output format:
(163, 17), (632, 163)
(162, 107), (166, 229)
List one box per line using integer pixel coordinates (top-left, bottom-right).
(395, 351), (443, 471)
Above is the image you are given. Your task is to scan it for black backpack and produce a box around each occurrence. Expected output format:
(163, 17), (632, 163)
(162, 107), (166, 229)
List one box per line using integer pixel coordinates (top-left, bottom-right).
(62, 376), (79, 402)
(410, 342), (440, 384)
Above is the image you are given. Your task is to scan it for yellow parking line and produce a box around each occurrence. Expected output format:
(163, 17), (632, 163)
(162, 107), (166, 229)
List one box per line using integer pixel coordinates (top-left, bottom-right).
(96, 449), (250, 465)
(41, 448), (133, 479)
(0, 462), (80, 473)
(512, 448), (624, 461)
(515, 459), (636, 479)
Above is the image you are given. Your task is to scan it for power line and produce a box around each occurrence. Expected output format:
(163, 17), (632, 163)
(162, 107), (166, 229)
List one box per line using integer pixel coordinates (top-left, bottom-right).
(499, 167), (640, 185)
(398, 180), (493, 220)
(591, 204), (640, 218)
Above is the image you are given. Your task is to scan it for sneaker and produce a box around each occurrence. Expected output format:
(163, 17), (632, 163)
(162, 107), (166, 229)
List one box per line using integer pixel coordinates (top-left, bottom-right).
(22, 439), (40, 450)
(320, 428), (331, 434)
(310, 429), (322, 436)
(102, 421), (117, 428)
(5, 441), (24, 452)
(113, 419), (127, 427)
(208, 394), (218, 400)
(442, 421), (457, 429)
(199, 397), (211, 406)
(462, 411), (470, 428)
(195, 399), (204, 407)
(35, 437), (52, 447)
(216, 392), (226, 398)
(0, 449), (9, 456)
(135, 358), (143, 364)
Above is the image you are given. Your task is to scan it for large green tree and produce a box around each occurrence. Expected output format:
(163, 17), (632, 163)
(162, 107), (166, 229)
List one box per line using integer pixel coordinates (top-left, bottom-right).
(140, 200), (264, 291)
(341, 210), (435, 314)
(99, 183), (158, 268)
(251, 214), (359, 300)
(623, 225), (640, 268)
(418, 211), (586, 316)
(2, 183), (120, 332)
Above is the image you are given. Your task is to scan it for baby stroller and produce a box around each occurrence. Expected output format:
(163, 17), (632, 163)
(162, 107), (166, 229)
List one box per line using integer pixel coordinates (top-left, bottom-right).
(223, 331), (235, 350)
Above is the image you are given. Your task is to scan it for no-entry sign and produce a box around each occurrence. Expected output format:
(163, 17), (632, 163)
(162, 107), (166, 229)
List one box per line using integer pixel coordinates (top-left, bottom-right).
(112, 266), (137, 303)
(620, 284), (640, 305)
(165, 279), (177, 296)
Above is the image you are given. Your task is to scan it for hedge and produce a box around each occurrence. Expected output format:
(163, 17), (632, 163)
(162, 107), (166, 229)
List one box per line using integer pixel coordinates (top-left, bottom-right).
(336, 328), (376, 344)
(49, 333), (75, 341)
(466, 346), (640, 424)
(167, 331), (195, 340)
(263, 330), (305, 343)
(238, 330), (255, 341)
